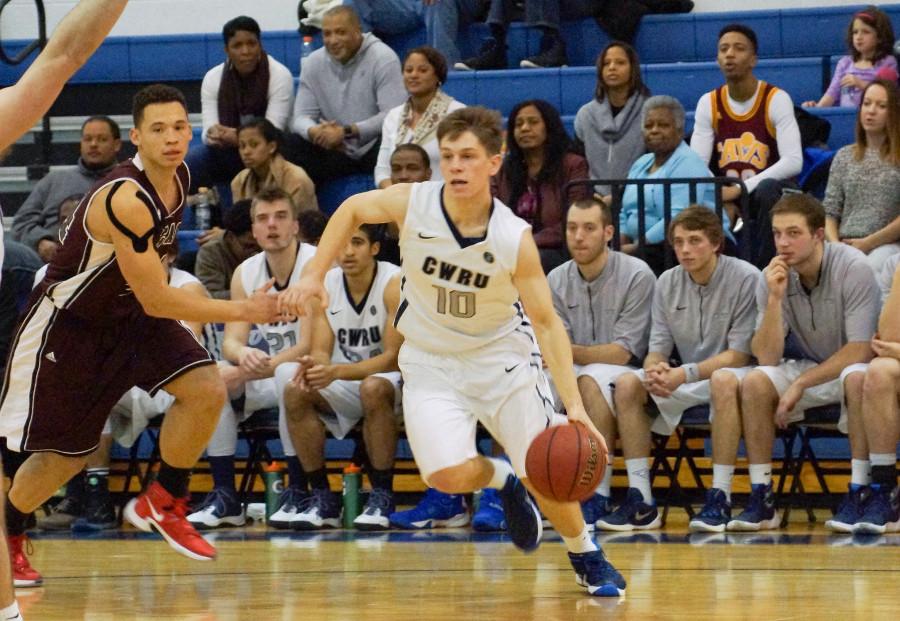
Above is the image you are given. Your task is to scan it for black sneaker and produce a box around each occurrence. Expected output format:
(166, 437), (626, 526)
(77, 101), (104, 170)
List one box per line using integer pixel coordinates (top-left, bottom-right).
(454, 38), (507, 71)
(568, 548), (627, 597)
(520, 35), (568, 68)
(72, 473), (117, 531)
(497, 474), (542, 553)
(37, 495), (82, 531)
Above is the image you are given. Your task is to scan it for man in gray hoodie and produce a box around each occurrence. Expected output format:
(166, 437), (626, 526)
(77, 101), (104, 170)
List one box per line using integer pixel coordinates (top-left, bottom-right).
(12, 116), (121, 262)
(287, 6), (406, 187)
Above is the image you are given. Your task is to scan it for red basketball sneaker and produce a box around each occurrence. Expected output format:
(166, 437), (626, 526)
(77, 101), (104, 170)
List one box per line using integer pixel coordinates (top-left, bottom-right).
(124, 481), (216, 561)
(8, 534), (43, 587)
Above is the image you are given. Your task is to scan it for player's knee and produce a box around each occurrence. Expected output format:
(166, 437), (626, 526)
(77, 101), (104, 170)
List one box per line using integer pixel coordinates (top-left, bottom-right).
(359, 376), (394, 409)
(710, 369), (740, 394)
(740, 370), (773, 402)
(282, 382), (313, 421)
(173, 366), (226, 413)
(864, 357), (900, 395)
(427, 465), (474, 494)
(842, 370), (865, 400)
(577, 374), (600, 399)
(614, 373), (643, 405)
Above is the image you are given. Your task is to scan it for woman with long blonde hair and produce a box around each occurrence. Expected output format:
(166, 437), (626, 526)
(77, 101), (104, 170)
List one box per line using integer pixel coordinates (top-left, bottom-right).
(824, 78), (900, 270)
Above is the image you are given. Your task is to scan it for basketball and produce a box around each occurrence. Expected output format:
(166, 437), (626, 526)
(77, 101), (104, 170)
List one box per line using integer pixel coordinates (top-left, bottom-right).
(525, 422), (607, 502)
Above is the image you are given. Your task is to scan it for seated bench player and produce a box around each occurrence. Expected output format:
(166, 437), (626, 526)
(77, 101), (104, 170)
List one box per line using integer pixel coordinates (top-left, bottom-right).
(276, 223), (404, 529)
(187, 187), (316, 529)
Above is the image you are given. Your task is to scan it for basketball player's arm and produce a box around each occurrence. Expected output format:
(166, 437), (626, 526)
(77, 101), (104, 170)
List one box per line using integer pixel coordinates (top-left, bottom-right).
(512, 233), (606, 449)
(101, 187), (280, 325)
(222, 265), (271, 377)
(0, 0), (129, 149)
(752, 261), (788, 366)
(179, 281), (209, 338)
(879, 264), (900, 342)
(281, 184), (410, 315)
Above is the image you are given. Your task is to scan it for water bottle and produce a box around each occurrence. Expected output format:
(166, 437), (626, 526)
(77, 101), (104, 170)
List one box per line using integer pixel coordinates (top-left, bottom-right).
(263, 462), (285, 521)
(300, 36), (315, 70)
(194, 187), (212, 231)
(342, 464), (362, 529)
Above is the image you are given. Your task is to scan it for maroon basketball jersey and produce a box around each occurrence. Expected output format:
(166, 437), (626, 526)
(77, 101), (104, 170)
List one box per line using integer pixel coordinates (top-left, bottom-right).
(42, 155), (190, 321)
(710, 81), (781, 182)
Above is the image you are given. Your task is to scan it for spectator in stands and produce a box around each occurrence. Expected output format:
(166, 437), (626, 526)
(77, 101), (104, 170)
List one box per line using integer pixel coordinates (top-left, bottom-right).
(187, 16), (295, 192)
(455, 0), (596, 70)
(188, 188), (313, 530)
(619, 96), (725, 273)
(606, 206), (759, 533)
(493, 99), (589, 272)
(690, 24), (803, 269)
(12, 116), (120, 260)
(548, 196), (655, 528)
(298, 209), (329, 246)
(277, 224), (403, 530)
(824, 79), (900, 271)
(854, 255), (900, 534)
(375, 46), (466, 188)
(287, 6), (406, 187)
(346, 0), (423, 37)
(713, 194), (879, 532)
(381, 144), (435, 264)
(574, 42), (649, 197)
(194, 199), (259, 300)
(803, 7), (897, 109)
(232, 118), (318, 212)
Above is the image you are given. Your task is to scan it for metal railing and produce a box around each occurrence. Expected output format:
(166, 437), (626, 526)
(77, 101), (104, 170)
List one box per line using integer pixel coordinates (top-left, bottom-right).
(0, 0), (51, 172)
(566, 176), (751, 269)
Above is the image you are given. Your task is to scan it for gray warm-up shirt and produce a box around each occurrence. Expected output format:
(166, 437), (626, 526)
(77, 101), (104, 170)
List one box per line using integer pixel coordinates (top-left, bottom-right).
(755, 242), (880, 363)
(549, 251), (655, 362)
(878, 252), (899, 304)
(650, 255), (760, 364)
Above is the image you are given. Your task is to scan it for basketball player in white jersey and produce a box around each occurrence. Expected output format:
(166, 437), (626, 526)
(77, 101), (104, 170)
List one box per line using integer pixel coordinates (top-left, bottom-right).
(282, 107), (626, 597)
(188, 187), (315, 529)
(276, 224), (402, 530)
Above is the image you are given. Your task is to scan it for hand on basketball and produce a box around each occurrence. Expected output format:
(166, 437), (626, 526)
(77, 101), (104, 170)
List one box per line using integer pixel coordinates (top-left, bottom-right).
(775, 381), (805, 429)
(244, 278), (285, 324)
(239, 345), (271, 377)
(764, 256), (790, 300)
(279, 275), (329, 318)
(566, 405), (610, 464)
(872, 337), (900, 360)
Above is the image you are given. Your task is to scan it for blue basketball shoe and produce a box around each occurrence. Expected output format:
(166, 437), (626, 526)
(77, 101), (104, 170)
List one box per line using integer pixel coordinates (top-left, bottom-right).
(595, 488), (662, 532)
(825, 485), (872, 533)
(568, 548), (626, 597)
(389, 489), (470, 529)
(728, 483), (779, 531)
(580, 493), (613, 530)
(472, 488), (507, 531)
(689, 488), (732, 533)
(854, 486), (900, 535)
(498, 474), (542, 552)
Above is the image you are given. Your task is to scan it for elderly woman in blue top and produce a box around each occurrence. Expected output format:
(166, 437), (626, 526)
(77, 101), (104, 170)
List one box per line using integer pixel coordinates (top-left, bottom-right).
(619, 96), (730, 271)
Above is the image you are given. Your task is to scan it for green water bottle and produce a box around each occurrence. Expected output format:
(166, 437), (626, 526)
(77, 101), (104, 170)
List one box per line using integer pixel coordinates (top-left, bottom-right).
(263, 462), (285, 521)
(342, 464), (362, 529)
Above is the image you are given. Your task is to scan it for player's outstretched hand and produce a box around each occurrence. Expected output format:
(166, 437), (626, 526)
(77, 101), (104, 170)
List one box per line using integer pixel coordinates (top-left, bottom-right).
(243, 278), (284, 324)
(279, 275), (329, 318)
(566, 405), (610, 465)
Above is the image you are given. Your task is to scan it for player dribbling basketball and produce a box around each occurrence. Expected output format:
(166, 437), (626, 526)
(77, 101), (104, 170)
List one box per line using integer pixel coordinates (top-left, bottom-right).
(282, 107), (626, 597)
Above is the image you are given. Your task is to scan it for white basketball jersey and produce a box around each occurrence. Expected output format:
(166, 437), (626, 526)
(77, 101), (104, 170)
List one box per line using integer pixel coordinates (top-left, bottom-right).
(324, 261), (400, 363)
(239, 243), (316, 355)
(397, 181), (531, 353)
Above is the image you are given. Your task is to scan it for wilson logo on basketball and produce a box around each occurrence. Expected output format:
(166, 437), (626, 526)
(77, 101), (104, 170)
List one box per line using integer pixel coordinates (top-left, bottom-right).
(578, 436), (600, 488)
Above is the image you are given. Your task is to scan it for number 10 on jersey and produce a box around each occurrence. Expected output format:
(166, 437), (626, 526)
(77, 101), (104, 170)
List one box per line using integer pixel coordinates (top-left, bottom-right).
(433, 285), (475, 318)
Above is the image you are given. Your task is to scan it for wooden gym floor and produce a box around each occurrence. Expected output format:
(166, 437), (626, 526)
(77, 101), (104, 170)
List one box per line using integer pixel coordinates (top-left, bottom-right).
(18, 511), (900, 620)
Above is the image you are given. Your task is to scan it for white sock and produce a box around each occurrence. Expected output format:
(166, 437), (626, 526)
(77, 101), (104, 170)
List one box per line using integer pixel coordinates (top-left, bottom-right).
(0, 601), (21, 621)
(749, 463), (772, 487)
(711, 464), (735, 501)
(598, 462), (613, 497)
(625, 457), (653, 503)
(850, 459), (871, 487)
(562, 524), (598, 554)
(871, 453), (898, 467)
(485, 457), (515, 490)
